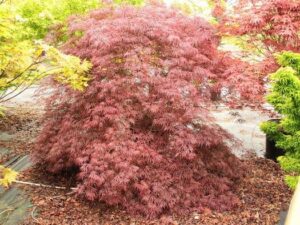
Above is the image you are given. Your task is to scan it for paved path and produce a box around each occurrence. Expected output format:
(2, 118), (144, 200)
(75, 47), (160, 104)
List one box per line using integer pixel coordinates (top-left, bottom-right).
(3, 87), (270, 158)
(212, 107), (269, 158)
(0, 142), (32, 225)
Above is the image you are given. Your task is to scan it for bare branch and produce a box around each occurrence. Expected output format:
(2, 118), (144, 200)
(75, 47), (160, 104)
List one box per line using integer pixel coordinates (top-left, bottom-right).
(14, 180), (77, 190)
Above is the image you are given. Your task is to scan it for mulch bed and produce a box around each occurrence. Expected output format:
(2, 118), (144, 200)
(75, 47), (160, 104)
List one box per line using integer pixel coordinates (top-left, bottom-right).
(0, 107), (42, 165)
(1, 107), (293, 225)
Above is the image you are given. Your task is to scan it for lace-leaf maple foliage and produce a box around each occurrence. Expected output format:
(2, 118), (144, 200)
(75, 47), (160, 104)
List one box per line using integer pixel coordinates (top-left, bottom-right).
(215, 0), (300, 76)
(220, 0), (300, 53)
(34, 5), (260, 217)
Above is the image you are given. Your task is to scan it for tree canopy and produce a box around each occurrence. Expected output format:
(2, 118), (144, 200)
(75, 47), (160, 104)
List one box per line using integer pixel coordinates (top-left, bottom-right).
(34, 4), (246, 217)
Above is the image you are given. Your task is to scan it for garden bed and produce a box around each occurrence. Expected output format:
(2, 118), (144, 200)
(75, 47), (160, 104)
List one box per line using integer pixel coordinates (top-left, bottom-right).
(0, 107), (292, 225)
(20, 157), (292, 225)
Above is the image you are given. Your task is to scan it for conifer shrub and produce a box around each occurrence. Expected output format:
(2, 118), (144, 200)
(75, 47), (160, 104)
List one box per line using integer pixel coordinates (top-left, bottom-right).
(261, 51), (300, 189)
(34, 5), (258, 217)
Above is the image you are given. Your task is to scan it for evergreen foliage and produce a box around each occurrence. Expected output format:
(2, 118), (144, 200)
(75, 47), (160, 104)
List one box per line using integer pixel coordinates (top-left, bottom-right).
(261, 51), (300, 189)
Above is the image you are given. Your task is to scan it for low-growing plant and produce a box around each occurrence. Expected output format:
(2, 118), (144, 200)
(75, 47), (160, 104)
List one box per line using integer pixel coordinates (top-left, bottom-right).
(261, 51), (300, 189)
(35, 4), (263, 217)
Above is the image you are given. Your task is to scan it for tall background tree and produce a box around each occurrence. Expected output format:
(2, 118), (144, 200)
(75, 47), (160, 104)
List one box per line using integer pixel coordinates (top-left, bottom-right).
(221, 0), (300, 53)
(0, 0), (144, 103)
(215, 0), (300, 74)
(0, 0), (92, 103)
(215, 0), (300, 187)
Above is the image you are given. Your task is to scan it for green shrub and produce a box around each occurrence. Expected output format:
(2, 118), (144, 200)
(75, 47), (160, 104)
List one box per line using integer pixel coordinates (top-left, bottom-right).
(261, 51), (300, 189)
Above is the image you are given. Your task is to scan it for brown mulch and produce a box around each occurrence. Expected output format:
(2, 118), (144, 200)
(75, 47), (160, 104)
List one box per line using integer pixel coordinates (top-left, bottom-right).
(0, 107), (42, 164)
(1, 107), (293, 225)
(19, 158), (291, 225)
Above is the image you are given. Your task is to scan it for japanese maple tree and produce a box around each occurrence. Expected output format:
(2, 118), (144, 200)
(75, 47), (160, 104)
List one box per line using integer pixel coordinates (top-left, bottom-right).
(34, 4), (261, 217)
(214, 0), (300, 188)
(219, 0), (300, 52)
(215, 0), (300, 74)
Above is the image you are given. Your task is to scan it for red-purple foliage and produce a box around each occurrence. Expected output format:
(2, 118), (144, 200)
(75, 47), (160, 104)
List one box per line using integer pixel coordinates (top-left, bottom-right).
(220, 0), (300, 53)
(35, 5), (252, 217)
(215, 0), (300, 77)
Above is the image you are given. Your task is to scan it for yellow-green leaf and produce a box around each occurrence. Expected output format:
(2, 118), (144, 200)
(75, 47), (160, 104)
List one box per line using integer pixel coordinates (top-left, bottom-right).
(0, 165), (18, 187)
